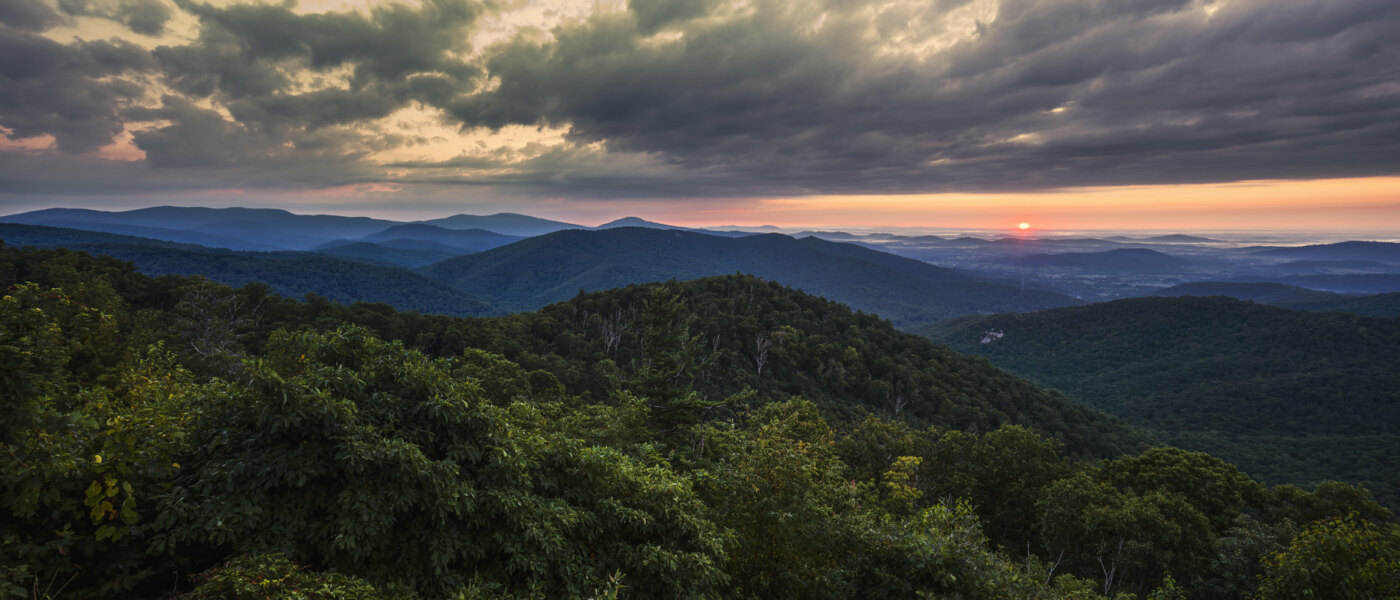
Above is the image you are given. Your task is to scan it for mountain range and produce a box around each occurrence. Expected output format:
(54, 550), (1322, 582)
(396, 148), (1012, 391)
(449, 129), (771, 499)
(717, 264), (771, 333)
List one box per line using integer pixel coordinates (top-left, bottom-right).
(0, 222), (1081, 327)
(2, 206), (565, 250)
(1140, 281), (1400, 317)
(7, 205), (1400, 322)
(0, 223), (494, 316)
(1253, 241), (1400, 264)
(419, 227), (1081, 324)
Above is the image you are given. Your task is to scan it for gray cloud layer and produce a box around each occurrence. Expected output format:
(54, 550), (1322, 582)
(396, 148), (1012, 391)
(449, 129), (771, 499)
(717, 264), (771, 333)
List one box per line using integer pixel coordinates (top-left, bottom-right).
(0, 25), (153, 152)
(2, 0), (1398, 200)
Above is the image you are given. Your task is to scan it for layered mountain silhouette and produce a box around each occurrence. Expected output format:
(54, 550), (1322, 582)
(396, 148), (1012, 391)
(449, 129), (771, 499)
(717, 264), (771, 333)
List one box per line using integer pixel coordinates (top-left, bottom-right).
(413, 212), (583, 237)
(1254, 241), (1400, 264)
(1140, 281), (1400, 317)
(313, 225), (526, 265)
(420, 227), (1081, 325)
(1, 223), (1080, 326)
(2, 206), (399, 250)
(0, 224), (492, 316)
(358, 224), (523, 250)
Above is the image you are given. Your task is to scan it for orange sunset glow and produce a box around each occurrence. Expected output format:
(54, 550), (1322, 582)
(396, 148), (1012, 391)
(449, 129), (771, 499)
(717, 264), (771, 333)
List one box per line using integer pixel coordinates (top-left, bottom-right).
(600, 177), (1400, 233)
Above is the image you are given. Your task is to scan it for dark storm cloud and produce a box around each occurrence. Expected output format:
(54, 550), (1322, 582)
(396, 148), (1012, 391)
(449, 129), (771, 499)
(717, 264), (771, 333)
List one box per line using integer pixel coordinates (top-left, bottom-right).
(157, 0), (483, 99)
(0, 0), (68, 31)
(0, 28), (153, 152)
(446, 0), (1400, 195)
(2, 0), (1397, 199)
(127, 0), (487, 169)
(58, 0), (175, 36)
(126, 93), (381, 177)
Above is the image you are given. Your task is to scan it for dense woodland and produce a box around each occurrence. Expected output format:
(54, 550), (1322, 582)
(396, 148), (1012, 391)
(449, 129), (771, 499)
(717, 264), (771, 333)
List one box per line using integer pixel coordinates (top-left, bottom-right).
(4, 244), (1399, 599)
(923, 298), (1400, 511)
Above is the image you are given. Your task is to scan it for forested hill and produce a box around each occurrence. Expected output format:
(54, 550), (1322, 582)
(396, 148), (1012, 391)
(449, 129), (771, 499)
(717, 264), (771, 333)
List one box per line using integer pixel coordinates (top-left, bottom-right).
(0, 240), (1141, 458)
(922, 296), (1400, 509)
(4, 245), (1397, 599)
(1139, 281), (1400, 316)
(2, 223), (1080, 327)
(420, 227), (1080, 326)
(1253, 240), (1400, 263)
(459, 276), (1149, 457)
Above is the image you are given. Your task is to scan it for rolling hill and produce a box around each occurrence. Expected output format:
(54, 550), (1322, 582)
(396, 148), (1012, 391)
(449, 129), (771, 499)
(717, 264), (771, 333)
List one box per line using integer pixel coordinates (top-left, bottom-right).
(1241, 273), (1400, 294)
(357, 224), (523, 252)
(920, 296), (1400, 508)
(593, 216), (754, 237)
(1141, 281), (1400, 317)
(0, 223), (493, 316)
(1, 206), (397, 250)
(419, 227), (1082, 326)
(415, 212), (583, 236)
(313, 241), (460, 268)
(1254, 241), (1400, 264)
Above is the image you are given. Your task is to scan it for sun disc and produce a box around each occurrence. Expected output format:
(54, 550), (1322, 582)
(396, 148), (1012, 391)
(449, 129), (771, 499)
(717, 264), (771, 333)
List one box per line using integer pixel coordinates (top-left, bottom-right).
(1018, 222), (1031, 230)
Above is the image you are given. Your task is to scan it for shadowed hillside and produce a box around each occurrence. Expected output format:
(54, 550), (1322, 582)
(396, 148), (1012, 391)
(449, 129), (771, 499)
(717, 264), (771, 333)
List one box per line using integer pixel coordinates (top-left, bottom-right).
(0, 224), (493, 316)
(921, 296), (1400, 508)
(420, 227), (1081, 326)
(1140, 281), (1400, 316)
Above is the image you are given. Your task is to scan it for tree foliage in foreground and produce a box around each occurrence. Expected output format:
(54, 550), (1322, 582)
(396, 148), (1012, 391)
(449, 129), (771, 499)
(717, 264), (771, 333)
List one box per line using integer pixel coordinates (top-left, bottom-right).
(2, 244), (1397, 599)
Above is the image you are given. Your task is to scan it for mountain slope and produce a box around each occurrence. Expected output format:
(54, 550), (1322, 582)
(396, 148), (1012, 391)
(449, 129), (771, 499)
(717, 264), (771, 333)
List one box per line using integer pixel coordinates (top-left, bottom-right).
(390, 274), (1151, 458)
(313, 241), (459, 268)
(593, 216), (756, 237)
(595, 216), (677, 229)
(1254, 241), (1400, 263)
(0, 219), (282, 251)
(419, 228), (1081, 326)
(415, 212), (582, 236)
(358, 224), (522, 252)
(0, 223), (493, 316)
(1242, 273), (1400, 294)
(2, 206), (398, 250)
(1141, 282), (1400, 317)
(920, 296), (1400, 507)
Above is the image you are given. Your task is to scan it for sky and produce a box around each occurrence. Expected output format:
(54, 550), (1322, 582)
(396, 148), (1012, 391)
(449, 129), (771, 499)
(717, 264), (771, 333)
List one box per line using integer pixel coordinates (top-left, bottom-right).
(1, 0), (1397, 230)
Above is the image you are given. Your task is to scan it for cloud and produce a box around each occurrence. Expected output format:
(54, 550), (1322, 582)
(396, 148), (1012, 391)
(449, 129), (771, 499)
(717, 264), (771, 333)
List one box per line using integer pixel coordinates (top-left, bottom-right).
(0, 28), (154, 152)
(467, 0), (1400, 193)
(58, 0), (175, 36)
(0, 0), (69, 32)
(128, 0), (488, 169)
(157, 0), (483, 99)
(1, 0), (1398, 202)
(445, 0), (1400, 195)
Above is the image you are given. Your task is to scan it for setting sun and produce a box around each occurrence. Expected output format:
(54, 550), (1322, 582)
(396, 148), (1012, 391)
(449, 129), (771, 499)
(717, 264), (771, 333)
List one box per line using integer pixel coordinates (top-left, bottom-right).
(1018, 222), (1031, 230)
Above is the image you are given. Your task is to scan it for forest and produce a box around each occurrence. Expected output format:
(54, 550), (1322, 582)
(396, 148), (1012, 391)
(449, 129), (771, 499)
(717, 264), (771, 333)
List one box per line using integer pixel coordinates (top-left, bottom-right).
(3, 244), (1399, 599)
(923, 297), (1400, 511)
